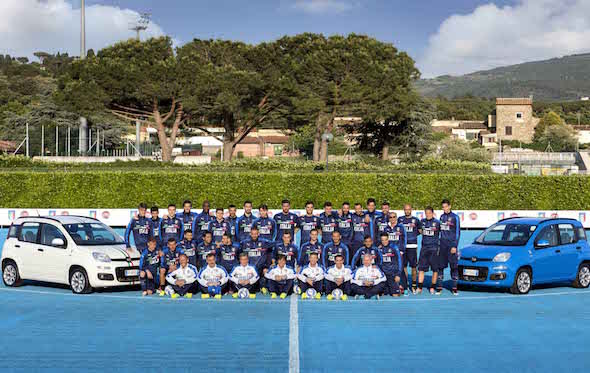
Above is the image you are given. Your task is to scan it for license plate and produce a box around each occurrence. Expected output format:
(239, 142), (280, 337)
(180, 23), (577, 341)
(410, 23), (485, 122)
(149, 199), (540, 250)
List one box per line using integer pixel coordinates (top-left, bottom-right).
(463, 268), (479, 277)
(125, 269), (140, 277)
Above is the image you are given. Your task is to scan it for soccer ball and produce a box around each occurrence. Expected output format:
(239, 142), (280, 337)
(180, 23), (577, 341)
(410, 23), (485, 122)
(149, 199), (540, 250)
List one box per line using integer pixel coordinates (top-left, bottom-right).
(331, 289), (343, 300)
(238, 288), (250, 299)
(305, 288), (317, 298)
(164, 285), (175, 296)
(294, 284), (301, 295)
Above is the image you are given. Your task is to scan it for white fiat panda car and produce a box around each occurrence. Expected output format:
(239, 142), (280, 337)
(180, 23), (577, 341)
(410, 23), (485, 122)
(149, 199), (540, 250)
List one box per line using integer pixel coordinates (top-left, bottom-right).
(1, 216), (141, 294)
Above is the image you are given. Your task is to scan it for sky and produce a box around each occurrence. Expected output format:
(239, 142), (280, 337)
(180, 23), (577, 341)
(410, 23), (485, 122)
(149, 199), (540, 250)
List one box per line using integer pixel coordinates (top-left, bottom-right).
(2, 0), (590, 78)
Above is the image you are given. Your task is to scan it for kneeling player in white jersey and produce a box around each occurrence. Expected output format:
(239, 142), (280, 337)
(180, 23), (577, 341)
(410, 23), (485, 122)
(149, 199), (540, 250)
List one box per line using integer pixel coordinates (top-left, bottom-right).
(229, 252), (259, 299)
(164, 254), (199, 299)
(197, 253), (229, 299)
(297, 252), (325, 299)
(265, 255), (296, 299)
(325, 254), (352, 300)
(351, 254), (386, 299)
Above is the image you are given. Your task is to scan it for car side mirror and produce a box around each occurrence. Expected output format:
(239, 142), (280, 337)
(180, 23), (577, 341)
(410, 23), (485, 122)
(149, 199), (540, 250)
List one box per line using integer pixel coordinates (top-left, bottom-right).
(535, 239), (550, 248)
(51, 238), (66, 247)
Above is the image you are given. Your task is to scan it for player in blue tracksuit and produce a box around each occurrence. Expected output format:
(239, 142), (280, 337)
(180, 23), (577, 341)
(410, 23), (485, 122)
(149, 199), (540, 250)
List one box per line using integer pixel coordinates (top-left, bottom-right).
(383, 212), (407, 293)
(299, 229), (323, 267)
(351, 236), (383, 270)
(239, 226), (274, 293)
(252, 204), (277, 242)
(417, 207), (441, 295)
(148, 206), (162, 248)
(438, 199), (461, 295)
(373, 202), (391, 239)
(226, 205), (239, 239)
(196, 231), (217, 270)
(274, 199), (299, 242)
(398, 204), (422, 293)
(139, 237), (160, 295)
(337, 202), (354, 248)
(319, 202), (338, 244)
(377, 233), (403, 296)
(176, 200), (197, 233)
(274, 232), (299, 270)
(192, 200), (214, 244)
(158, 238), (184, 293)
(217, 233), (240, 274)
(178, 229), (198, 267)
(298, 201), (321, 246)
(209, 208), (232, 248)
(322, 231), (350, 268)
(160, 204), (184, 245)
(351, 203), (373, 259)
(125, 203), (151, 252)
(364, 198), (382, 223)
(236, 201), (255, 242)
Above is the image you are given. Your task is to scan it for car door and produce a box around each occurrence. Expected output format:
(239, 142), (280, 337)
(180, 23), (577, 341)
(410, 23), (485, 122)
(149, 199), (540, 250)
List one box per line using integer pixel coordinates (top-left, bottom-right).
(17, 222), (43, 281)
(532, 224), (560, 284)
(38, 223), (71, 284)
(556, 223), (581, 280)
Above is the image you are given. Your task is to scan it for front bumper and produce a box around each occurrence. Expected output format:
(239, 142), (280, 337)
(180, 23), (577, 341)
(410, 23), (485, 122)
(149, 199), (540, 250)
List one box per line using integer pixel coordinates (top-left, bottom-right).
(90, 259), (141, 287)
(457, 259), (517, 288)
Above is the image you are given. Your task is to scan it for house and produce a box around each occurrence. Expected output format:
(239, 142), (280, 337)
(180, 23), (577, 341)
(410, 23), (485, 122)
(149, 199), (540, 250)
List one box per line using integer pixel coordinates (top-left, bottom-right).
(451, 121), (488, 141)
(0, 140), (17, 153)
(573, 126), (590, 144)
(488, 98), (540, 142)
(234, 136), (293, 158)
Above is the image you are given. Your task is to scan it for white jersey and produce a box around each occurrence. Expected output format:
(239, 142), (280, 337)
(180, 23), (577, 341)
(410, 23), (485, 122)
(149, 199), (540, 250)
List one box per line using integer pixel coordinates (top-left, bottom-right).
(325, 265), (353, 283)
(297, 263), (325, 283)
(229, 264), (259, 285)
(265, 265), (296, 281)
(166, 264), (199, 285)
(197, 264), (229, 287)
(351, 265), (386, 286)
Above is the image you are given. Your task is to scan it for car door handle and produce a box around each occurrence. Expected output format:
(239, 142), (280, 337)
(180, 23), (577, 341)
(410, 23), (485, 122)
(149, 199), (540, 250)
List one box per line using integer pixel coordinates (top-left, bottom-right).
(555, 249), (561, 253)
(577, 246), (582, 250)
(37, 248), (44, 252)
(14, 245), (20, 248)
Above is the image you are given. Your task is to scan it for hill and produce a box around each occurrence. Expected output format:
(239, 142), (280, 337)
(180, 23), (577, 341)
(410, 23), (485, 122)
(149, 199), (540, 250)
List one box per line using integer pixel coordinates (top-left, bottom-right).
(416, 53), (590, 101)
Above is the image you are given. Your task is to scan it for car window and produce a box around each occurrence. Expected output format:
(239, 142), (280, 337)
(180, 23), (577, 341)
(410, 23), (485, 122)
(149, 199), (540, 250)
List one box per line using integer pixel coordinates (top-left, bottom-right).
(7, 225), (19, 238)
(558, 224), (576, 245)
(19, 222), (40, 243)
(535, 225), (559, 248)
(576, 227), (587, 241)
(40, 224), (66, 248)
(475, 223), (534, 246)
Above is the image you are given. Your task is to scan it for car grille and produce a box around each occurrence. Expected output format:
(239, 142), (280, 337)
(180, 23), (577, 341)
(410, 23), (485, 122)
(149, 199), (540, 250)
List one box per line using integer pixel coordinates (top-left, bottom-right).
(115, 266), (140, 282)
(459, 265), (488, 282)
(461, 256), (492, 262)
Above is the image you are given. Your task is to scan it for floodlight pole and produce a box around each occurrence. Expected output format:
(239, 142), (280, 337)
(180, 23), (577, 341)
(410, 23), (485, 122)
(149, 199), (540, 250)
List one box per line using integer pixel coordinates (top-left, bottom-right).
(80, 0), (86, 59)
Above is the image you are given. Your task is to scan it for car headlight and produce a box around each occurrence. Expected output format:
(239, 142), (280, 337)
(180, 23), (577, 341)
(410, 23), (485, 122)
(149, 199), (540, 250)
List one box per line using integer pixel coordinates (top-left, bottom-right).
(493, 252), (511, 262)
(92, 252), (111, 263)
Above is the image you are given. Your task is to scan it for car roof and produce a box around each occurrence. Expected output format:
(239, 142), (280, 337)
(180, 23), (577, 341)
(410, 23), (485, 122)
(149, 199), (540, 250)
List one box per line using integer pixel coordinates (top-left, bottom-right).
(498, 217), (581, 225)
(12, 215), (100, 225)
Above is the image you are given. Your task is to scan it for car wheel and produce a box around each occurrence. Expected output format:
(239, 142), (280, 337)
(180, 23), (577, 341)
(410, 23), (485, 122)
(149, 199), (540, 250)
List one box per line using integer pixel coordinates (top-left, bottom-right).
(70, 268), (92, 294)
(510, 268), (531, 295)
(573, 263), (590, 289)
(2, 261), (22, 287)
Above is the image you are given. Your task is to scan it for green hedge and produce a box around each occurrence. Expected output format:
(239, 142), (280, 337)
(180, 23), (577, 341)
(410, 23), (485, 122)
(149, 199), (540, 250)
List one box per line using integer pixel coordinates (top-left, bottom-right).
(0, 171), (587, 209)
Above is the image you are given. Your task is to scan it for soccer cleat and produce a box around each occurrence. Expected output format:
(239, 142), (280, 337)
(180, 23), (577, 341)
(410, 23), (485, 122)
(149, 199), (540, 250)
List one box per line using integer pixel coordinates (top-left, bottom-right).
(326, 294), (334, 301)
(201, 294), (210, 299)
(158, 289), (166, 297)
(280, 293), (287, 299)
(376, 295), (380, 300)
(249, 293), (256, 299)
(214, 294), (222, 300)
(184, 293), (193, 299)
(232, 292), (238, 299)
(142, 291), (148, 297)
(354, 295), (360, 300)
(403, 289), (409, 296)
(415, 288), (422, 295)
(170, 293), (179, 299)
(341, 294), (348, 301)
(429, 288), (435, 295)
(301, 293), (308, 300)
(271, 292), (277, 299)
(436, 289), (442, 296)
(314, 293), (321, 300)
(452, 289), (459, 296)
(261, 287), (269, 295)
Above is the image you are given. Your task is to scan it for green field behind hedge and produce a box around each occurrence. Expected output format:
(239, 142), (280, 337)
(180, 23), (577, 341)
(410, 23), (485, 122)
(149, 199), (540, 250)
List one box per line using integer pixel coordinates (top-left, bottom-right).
(0, 171), (587, 210)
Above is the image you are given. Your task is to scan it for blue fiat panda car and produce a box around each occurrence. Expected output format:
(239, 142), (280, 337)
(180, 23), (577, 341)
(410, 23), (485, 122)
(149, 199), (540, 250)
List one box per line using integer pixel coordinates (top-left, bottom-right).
(458, 217), (590, 294)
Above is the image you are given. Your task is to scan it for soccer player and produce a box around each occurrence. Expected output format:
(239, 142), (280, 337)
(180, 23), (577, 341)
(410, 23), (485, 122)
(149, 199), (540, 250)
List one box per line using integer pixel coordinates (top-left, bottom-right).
(236, 200), (255, 242)
(164, 254), (199, 299)
(438, 199), (461, 295)
(209, 208), (231, 248)
(265, 255), (296, 299)
(351, 253), (386, 299)
(160, 204), (184, 245)
(178, 229), (198, 267)
(373, 202), (391, 239)
(252, 204), (277, 242)
(365, 198), (382, 222)
(139, 237), (160, 296)
(377, 233), (403, 297)
(226, 205), (239, 238)
(193, 200), (214, 244)
(196, 253), (229, 299)
(177, 200), (197, 233)
(299, 229), (323, 267)
(417, 206), (441, 295)
(229, 252), (259, 298)
(350, 203), (373, 259)
(148, 206), (162, 248)
(351, 235), (382, 270)
(274, 232), (299, 270)
(383, 212), (407, 294)
(325, 254), (352, 300)
(196, 231), (217, 269)
(239, 226), (274, 294)
(274, 199), (299, 241)
(125, 203), (151, 252)
(322, 231), (350, 268)
(337, 202), (354, 248)
(159, 238), (184, 295)
(298, 201), (320, 246)
(297, 252), (325, 299)
(319, 202), (338, 244)
(218, 233), (239, 274)
(398, 204), (421, 293)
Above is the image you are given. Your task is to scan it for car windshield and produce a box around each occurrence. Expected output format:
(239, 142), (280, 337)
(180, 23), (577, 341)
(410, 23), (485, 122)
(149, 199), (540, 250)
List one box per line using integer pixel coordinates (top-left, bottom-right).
(475, 223), (536, 246)
(64, 222), (124, 245)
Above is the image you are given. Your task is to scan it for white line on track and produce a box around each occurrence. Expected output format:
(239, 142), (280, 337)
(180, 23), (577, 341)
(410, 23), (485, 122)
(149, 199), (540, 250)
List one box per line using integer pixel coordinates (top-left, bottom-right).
(289, 294), (300, 373)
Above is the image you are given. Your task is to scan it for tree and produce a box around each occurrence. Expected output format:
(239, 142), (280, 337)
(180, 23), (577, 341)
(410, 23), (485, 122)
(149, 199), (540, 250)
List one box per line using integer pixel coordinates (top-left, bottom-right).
(537, 124), (578, 152)
(533, 110), (564, 142)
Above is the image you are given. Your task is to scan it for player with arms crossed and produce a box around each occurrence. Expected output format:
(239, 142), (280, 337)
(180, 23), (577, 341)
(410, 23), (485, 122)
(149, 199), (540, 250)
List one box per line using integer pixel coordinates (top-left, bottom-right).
(265, 255), (296, 299)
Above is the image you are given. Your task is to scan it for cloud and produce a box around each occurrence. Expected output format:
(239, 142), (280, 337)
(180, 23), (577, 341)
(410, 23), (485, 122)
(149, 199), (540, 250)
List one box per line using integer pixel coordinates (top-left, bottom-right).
(419, 0), (590, 78)
(0, 0), (167, 60)
(292, 0), (356, 14)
